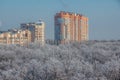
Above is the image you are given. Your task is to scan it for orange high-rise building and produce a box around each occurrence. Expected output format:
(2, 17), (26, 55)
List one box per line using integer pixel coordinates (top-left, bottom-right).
(54, 11), (88, 44)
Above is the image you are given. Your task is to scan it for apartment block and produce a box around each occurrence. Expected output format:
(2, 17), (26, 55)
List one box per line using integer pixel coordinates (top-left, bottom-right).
(0, 20), (45, 45)
(0, 29), (31, 46)
(54, 11), (88, 44)
(21, 20), (45, 45)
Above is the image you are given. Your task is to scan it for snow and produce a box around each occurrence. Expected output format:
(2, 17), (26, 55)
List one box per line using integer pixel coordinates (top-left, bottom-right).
(0, 40), (120, 80)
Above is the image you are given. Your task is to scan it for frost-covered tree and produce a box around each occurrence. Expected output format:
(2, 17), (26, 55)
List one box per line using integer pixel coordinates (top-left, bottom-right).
(0, 41), (120, 80)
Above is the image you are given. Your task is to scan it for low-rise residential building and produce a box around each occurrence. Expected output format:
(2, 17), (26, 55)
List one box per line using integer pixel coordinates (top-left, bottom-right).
(0, 20), (45, 45)
(0, 29), (31, 46)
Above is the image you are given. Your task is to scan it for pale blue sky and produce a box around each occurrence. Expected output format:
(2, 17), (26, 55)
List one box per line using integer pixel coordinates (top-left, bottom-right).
(0, 0), (120, 40)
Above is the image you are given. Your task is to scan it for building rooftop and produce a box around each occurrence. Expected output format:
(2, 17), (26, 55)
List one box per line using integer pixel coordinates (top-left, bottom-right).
(56, 11), (86, 17)
(21, 20), (44, 25)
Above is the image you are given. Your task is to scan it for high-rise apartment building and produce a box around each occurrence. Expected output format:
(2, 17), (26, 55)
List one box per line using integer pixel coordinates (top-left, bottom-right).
(54, 11), (88, 44)
(21, 20), (45, 45)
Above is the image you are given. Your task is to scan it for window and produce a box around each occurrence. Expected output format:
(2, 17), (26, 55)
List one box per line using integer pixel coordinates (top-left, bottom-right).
(65, 18), (70, 25)
(57, 18), (64, 24)
(25, 33), (28, 37)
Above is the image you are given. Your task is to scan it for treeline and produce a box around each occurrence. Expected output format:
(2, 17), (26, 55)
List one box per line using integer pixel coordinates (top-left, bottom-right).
(0, 41), (120, 80)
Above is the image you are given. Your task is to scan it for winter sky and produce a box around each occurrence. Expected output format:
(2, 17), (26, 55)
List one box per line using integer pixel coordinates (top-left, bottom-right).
(0, 0), (120, 40)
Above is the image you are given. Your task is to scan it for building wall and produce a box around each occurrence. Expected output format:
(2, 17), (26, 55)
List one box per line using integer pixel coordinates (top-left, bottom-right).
(0, 30), (31, 46)
(34, 22), (45, 44)
(21, 20), (45, 45)
(0, 20), (45, 46)
(55, 11), (88, 44)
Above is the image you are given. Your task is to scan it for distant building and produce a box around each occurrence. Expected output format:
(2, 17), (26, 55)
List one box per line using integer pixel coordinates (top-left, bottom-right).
(21, 20), (45, 45)
(54, 11), (88, 44)
(0, 20), (45, 45)
(0, 29), (31, 46)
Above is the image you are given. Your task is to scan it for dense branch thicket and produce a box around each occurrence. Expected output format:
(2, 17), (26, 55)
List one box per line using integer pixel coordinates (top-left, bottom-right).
(0, 41), (120, 80)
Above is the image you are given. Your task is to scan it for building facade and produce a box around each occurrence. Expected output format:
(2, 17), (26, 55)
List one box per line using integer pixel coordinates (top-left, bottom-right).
(54, 11), (88, 44)
(0, 20), (45, 45)
(21, 20), (45, 45)
(0, 29), (31, 46)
